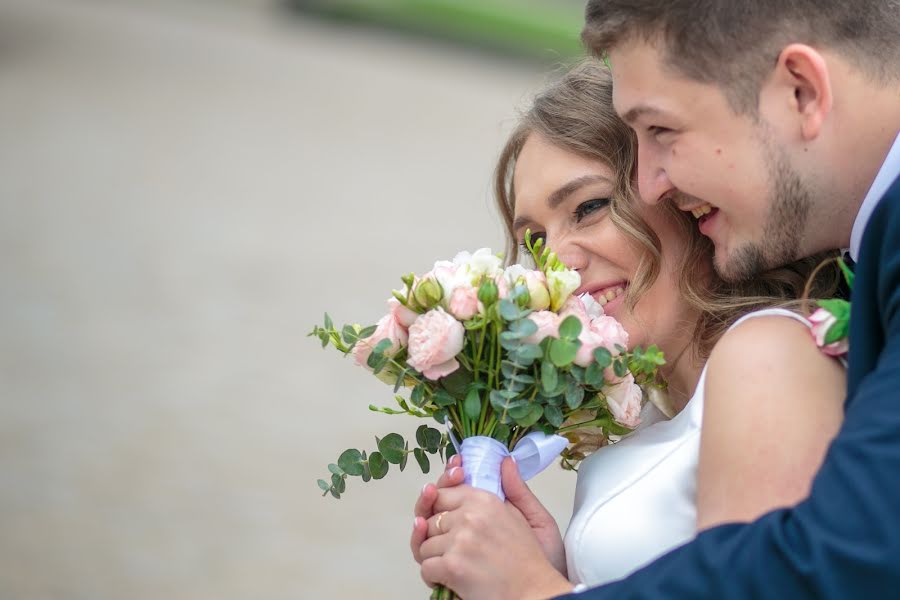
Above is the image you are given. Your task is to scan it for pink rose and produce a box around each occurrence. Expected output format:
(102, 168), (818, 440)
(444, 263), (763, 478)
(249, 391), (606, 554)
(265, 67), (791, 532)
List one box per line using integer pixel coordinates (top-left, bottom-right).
(574, 315), (630, 367)
(448, 286), (480, 321)
(605, 374), (642, 428)
(407, 308), (465, 379)
(522, 310), (560, 345)
(809, 308), (849, 357)
(352, 308), (409, 369)
(560, 295), (588, 321)
(390, 297), (418, 329)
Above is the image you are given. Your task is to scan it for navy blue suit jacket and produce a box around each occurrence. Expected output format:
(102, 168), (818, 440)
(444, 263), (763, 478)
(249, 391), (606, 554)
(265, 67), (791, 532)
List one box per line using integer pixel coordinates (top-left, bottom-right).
(560, 174), (900, 599)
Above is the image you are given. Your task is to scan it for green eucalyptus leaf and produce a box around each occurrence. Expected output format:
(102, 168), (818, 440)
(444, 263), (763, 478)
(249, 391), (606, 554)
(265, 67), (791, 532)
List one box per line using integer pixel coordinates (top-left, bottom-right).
(514, 403), (543, 427)
(544, 405), (564, 427)
(464, 388), (481, 420)
(432, 409), (448, 424)
(441, 367), (474, 398)
(445, 443), (457, 461)
(337, 449), (365, 476)
(327, 463), (344, 476)
(358, 325), (377, 339)
(324, 313), (333, 331)
(565, 381), (585, 410)
(541, 361), (559, 394)
(400, 441), (409, 472)
(549, 338), (580, 368)
(558, 315), (583, 340)
(410, 384), (426, 407)
(330, 487), (341, 499)
(432, 389), (457, 407)
(423, 427), (442, 453)
(414, 448), (431, 474)
(368, 452), (389, 479)
(492, 424), (511, 443)
(613, 358), (628, 379)
(377, 433), (406, 464)
(593, 347), (613, 368)
(585, 362), (605, 387)
(499, 299), (524, 321)
(317, 478), (330, 492)
(510, 318), (538, 338)
(361, 451), (371, 482)
(331, 473), (346, 494)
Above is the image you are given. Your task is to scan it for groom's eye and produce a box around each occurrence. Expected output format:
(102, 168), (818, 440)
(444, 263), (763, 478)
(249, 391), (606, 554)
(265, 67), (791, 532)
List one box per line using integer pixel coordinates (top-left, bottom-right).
(574, 198), (610, 223)
(648, 126), (673, 138)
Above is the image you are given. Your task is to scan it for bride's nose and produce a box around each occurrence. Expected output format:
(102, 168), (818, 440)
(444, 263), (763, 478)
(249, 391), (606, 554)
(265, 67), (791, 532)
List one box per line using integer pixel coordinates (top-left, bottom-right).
(552, 236), (588, 273)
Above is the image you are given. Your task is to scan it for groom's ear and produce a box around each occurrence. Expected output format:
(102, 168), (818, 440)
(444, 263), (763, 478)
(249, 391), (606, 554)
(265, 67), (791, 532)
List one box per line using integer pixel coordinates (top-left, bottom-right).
(764, 43), (833, 142)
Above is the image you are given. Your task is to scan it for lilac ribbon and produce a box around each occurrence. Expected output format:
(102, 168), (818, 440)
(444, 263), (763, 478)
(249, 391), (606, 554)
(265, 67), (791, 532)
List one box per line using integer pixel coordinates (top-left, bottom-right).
(448, 431), (569, 501)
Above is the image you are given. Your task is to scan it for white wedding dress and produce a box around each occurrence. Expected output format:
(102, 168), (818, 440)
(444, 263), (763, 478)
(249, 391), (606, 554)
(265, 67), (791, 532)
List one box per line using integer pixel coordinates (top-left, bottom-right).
(564, 308), (812, 586)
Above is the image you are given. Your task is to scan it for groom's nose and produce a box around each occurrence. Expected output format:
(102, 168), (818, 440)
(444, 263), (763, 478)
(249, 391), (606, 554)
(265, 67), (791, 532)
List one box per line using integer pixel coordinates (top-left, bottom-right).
(636, 145), (674, 206)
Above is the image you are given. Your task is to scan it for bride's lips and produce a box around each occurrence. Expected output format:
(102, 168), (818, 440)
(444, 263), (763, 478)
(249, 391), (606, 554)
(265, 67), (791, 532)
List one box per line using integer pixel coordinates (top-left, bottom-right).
(577, 281), (628, 315)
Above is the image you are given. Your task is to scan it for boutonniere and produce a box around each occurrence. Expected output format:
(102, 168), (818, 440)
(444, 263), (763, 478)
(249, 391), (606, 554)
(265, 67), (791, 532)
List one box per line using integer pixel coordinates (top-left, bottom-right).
(809, 258), (853, 357)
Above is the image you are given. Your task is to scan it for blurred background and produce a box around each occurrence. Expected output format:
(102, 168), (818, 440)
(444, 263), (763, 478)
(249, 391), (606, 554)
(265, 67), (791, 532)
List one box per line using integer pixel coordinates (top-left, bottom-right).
(0, 0), (589, 598)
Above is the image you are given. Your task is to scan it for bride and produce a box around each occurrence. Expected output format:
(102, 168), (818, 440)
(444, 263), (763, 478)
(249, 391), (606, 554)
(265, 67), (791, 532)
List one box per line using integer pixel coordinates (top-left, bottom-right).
(409, 61), (847, 599)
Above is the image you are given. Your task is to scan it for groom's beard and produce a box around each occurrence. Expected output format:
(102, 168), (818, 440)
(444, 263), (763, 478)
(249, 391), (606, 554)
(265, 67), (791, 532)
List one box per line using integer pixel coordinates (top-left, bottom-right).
(717, 138), (812, 282)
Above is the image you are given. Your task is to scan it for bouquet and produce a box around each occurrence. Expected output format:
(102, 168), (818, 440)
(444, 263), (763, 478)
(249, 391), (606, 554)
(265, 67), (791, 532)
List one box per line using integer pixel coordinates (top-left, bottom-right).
(311, 234), (665, 599)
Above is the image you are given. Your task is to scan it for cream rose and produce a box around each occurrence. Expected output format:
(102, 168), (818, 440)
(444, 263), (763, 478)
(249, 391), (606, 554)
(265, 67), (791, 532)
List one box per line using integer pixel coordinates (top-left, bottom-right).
(605, 374), (643, 428)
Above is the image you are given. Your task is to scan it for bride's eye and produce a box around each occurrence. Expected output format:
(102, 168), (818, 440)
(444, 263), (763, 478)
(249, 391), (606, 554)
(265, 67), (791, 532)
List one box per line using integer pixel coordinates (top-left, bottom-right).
(574, 198), (610, 223)
(518, 231), (546, 252)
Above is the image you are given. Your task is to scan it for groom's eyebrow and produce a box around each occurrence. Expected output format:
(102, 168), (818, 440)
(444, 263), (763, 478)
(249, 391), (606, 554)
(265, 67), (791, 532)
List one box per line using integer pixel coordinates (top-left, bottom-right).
(621, 104), (662, 126)
(547, 175), (611, 209)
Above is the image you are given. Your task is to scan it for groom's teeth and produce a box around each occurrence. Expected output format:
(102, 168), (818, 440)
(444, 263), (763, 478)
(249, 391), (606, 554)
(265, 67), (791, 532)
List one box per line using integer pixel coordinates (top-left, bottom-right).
(691, 203), (714, 219)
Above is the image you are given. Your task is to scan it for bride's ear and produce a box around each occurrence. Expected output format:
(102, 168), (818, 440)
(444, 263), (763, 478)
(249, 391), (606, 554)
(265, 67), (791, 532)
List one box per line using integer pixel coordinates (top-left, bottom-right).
(762, 44), (833, 142)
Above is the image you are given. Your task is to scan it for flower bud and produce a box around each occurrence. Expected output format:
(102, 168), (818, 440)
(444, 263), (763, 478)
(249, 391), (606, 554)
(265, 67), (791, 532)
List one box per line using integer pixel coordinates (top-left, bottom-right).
(413, 278), (443, 310)
(477, 279), (499, 305)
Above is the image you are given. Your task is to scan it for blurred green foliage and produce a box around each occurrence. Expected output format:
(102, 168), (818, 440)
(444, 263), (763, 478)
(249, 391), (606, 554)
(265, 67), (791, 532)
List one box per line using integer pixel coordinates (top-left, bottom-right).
(288, 0), (587, 60)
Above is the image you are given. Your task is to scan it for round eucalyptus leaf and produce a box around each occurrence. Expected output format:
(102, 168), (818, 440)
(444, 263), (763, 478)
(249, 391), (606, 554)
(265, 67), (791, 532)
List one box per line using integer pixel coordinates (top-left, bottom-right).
(368, 452), (389, 479)
(558, 315), (583, 340)
(378, 433), (406, 464)
(337, 449), (365, 476)
(327, 463), (344, 476)
(317, 479), (330, 492)
(414, 448), (431, 474)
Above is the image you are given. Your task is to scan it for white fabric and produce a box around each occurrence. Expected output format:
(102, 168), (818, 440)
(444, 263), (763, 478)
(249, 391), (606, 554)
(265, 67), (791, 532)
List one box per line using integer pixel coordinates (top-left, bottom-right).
(850, 131), (900, 261)
(564, 308), (811, 586)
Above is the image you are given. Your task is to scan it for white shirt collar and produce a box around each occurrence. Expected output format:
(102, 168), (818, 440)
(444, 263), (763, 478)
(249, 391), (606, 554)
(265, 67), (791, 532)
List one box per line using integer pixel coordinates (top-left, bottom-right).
(850, 131), (900, 261)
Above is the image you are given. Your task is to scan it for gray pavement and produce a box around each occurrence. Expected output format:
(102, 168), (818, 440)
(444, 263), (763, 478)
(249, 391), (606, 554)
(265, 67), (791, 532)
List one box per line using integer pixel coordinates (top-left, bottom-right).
(0, 1), (579, 598)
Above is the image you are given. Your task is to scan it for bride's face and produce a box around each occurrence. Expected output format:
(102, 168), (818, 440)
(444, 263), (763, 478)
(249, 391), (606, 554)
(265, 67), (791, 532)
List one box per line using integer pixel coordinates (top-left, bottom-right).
(511, 133), (700, 351)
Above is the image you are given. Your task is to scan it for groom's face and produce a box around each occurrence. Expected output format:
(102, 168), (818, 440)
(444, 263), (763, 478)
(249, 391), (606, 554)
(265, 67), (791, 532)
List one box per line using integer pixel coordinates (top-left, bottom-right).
(608, 40), (810, 282)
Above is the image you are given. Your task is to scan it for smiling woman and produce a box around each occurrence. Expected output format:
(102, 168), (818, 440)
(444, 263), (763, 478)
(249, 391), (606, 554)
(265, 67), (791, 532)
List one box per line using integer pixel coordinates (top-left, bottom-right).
(408, 58), (848, 598)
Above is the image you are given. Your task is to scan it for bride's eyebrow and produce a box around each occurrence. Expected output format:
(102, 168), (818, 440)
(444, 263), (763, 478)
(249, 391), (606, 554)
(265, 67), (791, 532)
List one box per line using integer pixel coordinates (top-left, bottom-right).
(546, 175), (612, 209)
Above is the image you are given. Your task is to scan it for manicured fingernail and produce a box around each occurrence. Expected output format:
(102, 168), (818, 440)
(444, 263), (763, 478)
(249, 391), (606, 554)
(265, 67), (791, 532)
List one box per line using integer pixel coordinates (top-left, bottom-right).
(422, 484), (430, 495)
(448, 455), (461, 468)
(448, 467), (460, 478)
(414, 517), (422, 530)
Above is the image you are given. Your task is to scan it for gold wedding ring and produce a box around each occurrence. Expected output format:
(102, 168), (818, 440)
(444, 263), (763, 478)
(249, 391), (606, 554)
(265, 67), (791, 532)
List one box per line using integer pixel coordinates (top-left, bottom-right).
(435, 511), (448, 534)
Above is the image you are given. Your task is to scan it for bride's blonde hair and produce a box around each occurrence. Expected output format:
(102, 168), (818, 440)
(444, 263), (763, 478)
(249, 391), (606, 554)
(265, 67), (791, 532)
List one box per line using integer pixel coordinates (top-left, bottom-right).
(494, 60), (839, 360)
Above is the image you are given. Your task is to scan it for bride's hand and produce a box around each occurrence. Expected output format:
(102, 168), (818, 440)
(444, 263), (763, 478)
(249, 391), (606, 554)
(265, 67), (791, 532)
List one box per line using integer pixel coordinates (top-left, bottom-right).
(411, 457), (567, 576)
(411, 454), (465, 566)
(417, 457), (572, 600)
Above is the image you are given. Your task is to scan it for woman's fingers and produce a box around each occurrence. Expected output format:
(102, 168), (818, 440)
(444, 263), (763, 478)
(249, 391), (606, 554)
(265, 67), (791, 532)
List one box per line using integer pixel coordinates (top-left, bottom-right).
(420, 556), (449, 588)
(426, 509), (454, 539)
(414, 483), (438, 519)
(419, 526), (454, 561)
(435, 465), (464, 489)
(410, 516), (429, 564)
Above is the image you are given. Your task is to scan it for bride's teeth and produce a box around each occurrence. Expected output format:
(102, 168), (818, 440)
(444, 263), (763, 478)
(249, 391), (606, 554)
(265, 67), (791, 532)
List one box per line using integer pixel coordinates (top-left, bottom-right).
(615, 287), (624, 296)
(605, 290), (617, 302)
(597, 295), (608, 306)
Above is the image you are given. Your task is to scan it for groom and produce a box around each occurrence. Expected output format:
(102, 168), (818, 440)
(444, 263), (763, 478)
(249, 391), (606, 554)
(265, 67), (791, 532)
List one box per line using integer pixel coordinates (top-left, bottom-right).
(557, 0), (900, 597)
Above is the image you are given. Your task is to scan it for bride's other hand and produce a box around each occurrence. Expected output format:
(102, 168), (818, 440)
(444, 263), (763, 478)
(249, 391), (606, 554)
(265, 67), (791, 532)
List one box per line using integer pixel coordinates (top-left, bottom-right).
(418, 458), (572, 600)
(411, 453), (464, 565)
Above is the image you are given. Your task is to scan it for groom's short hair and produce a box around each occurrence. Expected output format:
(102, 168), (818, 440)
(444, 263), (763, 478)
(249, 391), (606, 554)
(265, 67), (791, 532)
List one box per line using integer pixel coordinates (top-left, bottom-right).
(583, 0), (900, 114)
